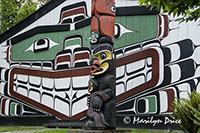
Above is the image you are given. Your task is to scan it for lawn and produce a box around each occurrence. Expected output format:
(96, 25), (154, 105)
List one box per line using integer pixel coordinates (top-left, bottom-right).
(0, 126), (45, 132)
(0, 126), (183, 133)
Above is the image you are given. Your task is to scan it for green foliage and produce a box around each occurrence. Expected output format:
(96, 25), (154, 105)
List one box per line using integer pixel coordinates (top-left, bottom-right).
(171, 91), (200, 133)
(16, 0), (37, 24)
(0, 0), (37, 34)
(139, 0), (200, 23)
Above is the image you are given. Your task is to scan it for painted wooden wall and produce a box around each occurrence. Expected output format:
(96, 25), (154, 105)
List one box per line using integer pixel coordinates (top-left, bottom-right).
(0, 0), (200, 128)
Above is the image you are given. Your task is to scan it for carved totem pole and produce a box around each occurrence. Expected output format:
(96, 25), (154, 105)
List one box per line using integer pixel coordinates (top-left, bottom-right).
(86, 0), (116, 129)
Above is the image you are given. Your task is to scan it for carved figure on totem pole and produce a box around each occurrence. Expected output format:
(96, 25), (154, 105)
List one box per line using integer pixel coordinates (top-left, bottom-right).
(85, 0), (116, 129)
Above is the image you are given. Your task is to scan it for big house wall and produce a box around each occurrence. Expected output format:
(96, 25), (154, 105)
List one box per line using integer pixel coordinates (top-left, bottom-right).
(0, 0), (199, 129)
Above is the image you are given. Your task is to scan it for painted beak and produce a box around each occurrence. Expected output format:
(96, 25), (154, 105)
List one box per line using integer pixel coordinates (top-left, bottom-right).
(90, 60), (100, 74)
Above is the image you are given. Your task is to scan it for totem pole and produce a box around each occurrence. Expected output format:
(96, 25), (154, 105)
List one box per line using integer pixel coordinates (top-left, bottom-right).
(86, 0), (116, 129)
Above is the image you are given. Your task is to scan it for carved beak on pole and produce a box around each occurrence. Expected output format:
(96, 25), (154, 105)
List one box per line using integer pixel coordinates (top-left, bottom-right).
(90, 59), (101, 74)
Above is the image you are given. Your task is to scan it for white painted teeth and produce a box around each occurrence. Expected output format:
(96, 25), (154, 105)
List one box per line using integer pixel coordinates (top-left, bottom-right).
(72, 76), (89, 88)
(30, 76), (41, 87)
(13, 73), (89, 117)
(55, 78), (71, 90)
(17, 74), (28, 84)
(42, 78), (54, 90)
(116, 58), (153, 94)
(55, 97), (70, 115)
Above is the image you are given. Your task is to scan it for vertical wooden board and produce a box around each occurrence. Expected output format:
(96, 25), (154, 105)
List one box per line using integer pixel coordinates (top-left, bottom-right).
(140, 16), (147, 40)
(146, 15), (157, 39)
(115, 15), (158, 49)
(127, 15), (134, 44)
(133, 15), (142, 43)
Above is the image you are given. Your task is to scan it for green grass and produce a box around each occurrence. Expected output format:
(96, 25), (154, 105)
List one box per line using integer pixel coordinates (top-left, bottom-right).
(0, 126), (45, 132)
(132, 129), (164, 133)
(35, 129), (69, 133)
(0, 126), (183, 133)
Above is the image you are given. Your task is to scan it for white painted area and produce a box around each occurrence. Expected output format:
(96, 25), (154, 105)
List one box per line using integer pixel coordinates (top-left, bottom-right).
(5, 100), (10, 115)
(76, 90), (88, 98)
(29, 90), (41, 103)
(41, 94), (53, 108)
(115, 0), (140, 7)
(72, 96), (87, 116)
(55, 77), (71, 89)
(159, 91), (168, 113)
(142, 42), (161, 49)
(169, 64), (181, 83)
(177, 83), (191, 99)
(162, 14), (200, 46)
(116, 65), (125, 78)
(126, 59), (145, 74)
(177, 83), (190, 92)
(17, 86), (28, 97)
(72, 76), (89, 88)
(192, 46), (200, 65)
(42, 78), (54, 89)
(116, 83), (125, 96)
(147, 57), (152, 66)
(55, 97), (69, 115)
(195, 66), (200, 78)
(0, 68), (7, 81)
(0, 82), (6, 94)
(17, 74), (28, 83)
(127, 75), (145, 91)
(0, 42), (9, 68)
(196, 82), (200, 93)
(30, 76), (41, 86)
(146, 71), (152, 82)
(166, 43), (181, 62)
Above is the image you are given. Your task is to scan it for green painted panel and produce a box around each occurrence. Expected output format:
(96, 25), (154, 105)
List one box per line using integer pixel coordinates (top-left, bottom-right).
(12, 15), (158, 61)
(145, 96), (157, 113)
(114, 15), (158, 49)
(64, 39), (82, 48)
(12, 26), (91, 61)
(10, 103), (16, 115)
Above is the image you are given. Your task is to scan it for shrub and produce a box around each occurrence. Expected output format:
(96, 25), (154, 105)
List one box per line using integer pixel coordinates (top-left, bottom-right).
(171, 91), (200, 133)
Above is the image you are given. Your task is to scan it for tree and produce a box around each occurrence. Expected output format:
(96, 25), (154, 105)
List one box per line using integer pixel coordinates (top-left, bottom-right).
(0, 0), (37, 34)
(139, 0), (200, 23)
(37, 0), (50, 7)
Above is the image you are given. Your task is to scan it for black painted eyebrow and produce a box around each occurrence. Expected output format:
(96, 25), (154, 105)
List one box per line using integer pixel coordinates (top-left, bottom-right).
(92, 44), (113, 54)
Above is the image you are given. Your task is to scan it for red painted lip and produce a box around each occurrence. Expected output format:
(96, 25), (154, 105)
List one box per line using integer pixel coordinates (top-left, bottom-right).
(91, 38), (97, 43)
(90, 65), (100, 74)
(90, 60), (100, 74)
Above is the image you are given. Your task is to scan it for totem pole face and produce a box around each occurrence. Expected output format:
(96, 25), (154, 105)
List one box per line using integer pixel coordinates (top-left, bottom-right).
(88, 32), (100, 44)
(90, 44), (115, 76)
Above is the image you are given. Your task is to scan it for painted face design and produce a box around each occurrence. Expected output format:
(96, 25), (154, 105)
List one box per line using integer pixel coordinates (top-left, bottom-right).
(88, 32), (100, 44)
(90, 45), (113, 75)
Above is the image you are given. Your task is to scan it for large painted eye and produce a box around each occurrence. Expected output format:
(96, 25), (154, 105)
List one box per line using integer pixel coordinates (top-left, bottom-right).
(25, 37), (59, 53)
(110, 5), (116, 13)
(100, 53), (107, 59)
